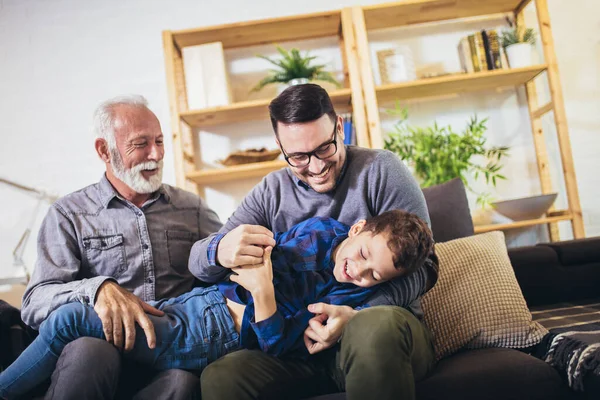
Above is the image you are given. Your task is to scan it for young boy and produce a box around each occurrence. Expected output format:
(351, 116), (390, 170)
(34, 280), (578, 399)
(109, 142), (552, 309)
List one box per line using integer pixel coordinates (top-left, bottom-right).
(0, 210), (433, 399)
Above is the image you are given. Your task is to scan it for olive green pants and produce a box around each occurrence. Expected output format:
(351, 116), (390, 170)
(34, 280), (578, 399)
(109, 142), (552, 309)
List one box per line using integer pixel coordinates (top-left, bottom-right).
(200, 306), (436, 400)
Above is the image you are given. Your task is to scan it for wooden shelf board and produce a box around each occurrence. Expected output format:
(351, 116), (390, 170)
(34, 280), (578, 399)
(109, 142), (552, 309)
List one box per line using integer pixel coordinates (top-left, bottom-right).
(181, 88), (352, 128)
(172, 11), (341, 50)
(474, 212), (573, 234)
(363, 0), (531, 30)
(186, 160), (288, 186)
(376, 65), (547, 104)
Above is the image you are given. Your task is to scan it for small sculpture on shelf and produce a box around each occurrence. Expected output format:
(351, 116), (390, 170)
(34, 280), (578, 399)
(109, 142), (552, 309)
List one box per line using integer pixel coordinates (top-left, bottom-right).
(218, 148), (281, 167)
(251, 45), (341, 93)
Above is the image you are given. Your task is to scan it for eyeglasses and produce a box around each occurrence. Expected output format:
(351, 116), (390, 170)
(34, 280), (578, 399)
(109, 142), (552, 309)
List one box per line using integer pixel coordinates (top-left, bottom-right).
(279, 121), (339, 168)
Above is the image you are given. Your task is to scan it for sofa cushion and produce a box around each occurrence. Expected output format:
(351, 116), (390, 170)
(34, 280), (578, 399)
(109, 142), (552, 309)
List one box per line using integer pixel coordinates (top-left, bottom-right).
(421, 231), (548, 360)
(421, 178), (474, 243)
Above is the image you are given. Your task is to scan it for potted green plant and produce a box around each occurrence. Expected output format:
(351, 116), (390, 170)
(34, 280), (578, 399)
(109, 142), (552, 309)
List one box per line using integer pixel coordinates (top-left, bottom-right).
(252, 45), (341, 93)
(500, 26), (537, 68)
(384, 104), (509, 208)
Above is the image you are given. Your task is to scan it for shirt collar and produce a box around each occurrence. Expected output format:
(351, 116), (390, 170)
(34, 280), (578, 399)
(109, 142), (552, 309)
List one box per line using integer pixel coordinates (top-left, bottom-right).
(98, 174), (170, 209)
(289, 145), (350, 191)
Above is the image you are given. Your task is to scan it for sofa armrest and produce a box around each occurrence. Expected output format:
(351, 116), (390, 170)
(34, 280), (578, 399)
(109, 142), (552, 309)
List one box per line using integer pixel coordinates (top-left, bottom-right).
(508, 237), (600, 307)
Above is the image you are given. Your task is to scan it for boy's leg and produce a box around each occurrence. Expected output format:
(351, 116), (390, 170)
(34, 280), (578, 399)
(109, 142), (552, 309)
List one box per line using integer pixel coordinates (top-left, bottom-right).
(335, 306), (436, 400)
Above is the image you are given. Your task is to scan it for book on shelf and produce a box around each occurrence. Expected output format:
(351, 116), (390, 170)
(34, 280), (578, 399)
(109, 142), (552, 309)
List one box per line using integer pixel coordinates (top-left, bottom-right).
(458, 30), (504, 73)
(182, 42), (233, 110)
(481, 30), (503, 70)
(341, 113), (355, 145)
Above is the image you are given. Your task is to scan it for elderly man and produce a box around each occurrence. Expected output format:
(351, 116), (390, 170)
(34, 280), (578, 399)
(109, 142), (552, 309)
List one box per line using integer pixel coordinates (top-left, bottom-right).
(21, 95), (222, 399)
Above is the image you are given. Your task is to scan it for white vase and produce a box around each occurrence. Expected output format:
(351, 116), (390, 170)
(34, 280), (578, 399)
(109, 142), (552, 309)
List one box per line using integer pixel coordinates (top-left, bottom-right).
(277, 78), (310, 94)
(505, 43), (533, 69)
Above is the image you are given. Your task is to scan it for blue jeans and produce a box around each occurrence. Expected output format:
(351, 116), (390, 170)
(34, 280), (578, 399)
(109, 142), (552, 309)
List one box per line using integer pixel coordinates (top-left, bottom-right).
(0, 286), (240, 399)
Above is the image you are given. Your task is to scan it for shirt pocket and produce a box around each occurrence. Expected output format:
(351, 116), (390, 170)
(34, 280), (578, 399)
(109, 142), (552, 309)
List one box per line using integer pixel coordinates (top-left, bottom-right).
(82, 234), (127, 278)
(166, 230), (199, 273)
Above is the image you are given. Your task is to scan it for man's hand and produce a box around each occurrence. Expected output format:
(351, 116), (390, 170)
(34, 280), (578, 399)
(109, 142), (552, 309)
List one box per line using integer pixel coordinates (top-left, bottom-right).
(229, 246), (274, 295)
(217, 225), (276, 268)
(94, 281), (164, 352)
(303, 303), (357, 354)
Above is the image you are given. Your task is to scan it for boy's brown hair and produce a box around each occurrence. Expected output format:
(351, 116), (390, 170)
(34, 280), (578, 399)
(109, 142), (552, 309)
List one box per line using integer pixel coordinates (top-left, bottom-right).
(361, 210), (434, 275)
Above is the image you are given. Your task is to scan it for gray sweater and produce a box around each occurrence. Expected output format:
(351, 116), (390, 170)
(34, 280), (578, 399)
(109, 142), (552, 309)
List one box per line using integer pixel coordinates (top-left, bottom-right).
(190, 146), (432, 312)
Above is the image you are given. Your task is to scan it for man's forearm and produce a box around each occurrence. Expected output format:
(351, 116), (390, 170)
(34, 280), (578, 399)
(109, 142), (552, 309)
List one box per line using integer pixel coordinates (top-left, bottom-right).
(21, 276), (113, 329)
(188, 234), (229, 283)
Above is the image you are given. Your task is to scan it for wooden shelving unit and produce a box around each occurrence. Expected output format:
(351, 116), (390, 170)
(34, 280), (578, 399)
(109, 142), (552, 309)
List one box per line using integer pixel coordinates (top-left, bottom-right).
(163, 0), (585, 241)
(351, 0), (584, 241)
(162, 10), (367, 194)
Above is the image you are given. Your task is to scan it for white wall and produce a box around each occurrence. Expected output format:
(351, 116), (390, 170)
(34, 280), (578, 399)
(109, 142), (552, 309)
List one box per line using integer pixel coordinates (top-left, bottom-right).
(0, 0), (598, 279)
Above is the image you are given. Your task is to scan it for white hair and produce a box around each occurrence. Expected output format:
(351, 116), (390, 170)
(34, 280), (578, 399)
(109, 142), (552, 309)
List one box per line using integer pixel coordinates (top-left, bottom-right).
(93, 94), (149, 149)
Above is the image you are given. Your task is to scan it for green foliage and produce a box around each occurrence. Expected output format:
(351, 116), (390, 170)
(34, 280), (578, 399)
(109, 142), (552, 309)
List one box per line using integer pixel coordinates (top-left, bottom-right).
(500, 26), (537, 48)
(252, 45), (341, 92)
(384, 103), (509, 208)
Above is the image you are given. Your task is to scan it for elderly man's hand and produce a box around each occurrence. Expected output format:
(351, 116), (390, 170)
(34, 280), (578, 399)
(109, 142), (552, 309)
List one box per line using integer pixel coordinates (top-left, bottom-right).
(217, 224), (276, 268)
(94, 281), (164, 352)
(303, 303), (357, 354)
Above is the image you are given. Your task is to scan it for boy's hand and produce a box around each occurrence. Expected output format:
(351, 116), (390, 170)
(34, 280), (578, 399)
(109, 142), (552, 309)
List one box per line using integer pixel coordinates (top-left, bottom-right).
(230, 246), (274, 295)
(217, 225), (276, 268)
(303, 303), (357, 354)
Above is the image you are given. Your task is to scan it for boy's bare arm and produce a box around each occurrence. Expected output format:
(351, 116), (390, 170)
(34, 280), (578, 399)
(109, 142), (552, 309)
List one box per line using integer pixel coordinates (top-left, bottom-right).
(229, 246), (276, 323)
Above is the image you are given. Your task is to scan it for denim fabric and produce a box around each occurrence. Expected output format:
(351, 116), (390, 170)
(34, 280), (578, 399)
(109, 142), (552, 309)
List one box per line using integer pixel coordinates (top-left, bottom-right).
(0, 287), (239, 399)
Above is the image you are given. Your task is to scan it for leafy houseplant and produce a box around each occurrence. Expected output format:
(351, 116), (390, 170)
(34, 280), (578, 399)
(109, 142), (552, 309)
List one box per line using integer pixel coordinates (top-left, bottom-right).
(252, 45), (341, 92)
(384, 105), (509, 208)
(500, 27), (537, 68)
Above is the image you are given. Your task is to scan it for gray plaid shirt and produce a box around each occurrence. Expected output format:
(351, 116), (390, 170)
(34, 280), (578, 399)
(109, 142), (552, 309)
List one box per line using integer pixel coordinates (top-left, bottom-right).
(21, 175), (222, 329)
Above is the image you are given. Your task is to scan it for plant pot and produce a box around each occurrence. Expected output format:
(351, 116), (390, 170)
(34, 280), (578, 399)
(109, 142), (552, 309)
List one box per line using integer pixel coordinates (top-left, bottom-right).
(277, 78), (310, 94)
(505, 43), (533, 68)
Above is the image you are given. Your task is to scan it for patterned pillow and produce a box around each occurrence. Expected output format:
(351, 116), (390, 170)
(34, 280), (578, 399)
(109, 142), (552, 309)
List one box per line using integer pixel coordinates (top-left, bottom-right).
(422, 231), (548, 360)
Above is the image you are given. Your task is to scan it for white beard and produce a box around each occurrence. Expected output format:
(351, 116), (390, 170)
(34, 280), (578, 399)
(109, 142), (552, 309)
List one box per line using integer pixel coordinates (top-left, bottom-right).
(110, 148), (163, 194)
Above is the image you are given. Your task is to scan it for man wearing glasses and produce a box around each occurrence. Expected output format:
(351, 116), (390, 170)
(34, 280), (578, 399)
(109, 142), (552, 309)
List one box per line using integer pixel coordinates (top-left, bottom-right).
(191, 83), (437, 400)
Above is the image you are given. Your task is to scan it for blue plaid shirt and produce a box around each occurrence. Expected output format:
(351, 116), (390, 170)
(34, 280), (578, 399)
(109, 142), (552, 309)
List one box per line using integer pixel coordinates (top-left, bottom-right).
(213, 217), (377, 358)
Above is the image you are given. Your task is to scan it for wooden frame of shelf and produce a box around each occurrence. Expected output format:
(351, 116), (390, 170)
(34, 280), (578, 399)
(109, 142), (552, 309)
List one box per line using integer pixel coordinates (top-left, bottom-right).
(351, 0), (584, 241)
(186, 160), (288, 186)
(474, 211), (572, 234)
(181, 88), (352, 128)
(163, 9), (368, 191)
(375, 65), (547, 104)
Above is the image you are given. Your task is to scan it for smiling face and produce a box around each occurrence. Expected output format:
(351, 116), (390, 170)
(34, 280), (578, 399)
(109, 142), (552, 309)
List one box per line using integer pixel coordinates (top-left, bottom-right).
(332, 221), (404, 288)
(276, 114), (346, 193)
(100, 104), (165, 195)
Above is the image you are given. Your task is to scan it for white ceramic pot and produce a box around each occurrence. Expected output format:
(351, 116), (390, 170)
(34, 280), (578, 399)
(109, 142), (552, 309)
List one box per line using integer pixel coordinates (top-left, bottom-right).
(505, 43), (533, 69)
(277, 78), (310, 94)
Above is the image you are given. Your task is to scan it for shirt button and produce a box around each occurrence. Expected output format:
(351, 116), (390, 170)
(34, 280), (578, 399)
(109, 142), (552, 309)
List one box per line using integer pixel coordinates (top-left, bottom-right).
(143, 244), (149, 250)
(147, 277), (153, 284)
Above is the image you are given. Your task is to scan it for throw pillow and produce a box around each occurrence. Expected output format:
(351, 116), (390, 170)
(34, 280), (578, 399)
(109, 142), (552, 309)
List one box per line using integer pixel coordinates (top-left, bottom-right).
(421, 231), (548, 360)
(422, 178), (474, 243)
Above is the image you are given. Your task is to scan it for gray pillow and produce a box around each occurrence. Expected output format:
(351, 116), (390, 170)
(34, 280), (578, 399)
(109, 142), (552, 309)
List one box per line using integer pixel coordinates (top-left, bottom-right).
(422, 178), (474, 243)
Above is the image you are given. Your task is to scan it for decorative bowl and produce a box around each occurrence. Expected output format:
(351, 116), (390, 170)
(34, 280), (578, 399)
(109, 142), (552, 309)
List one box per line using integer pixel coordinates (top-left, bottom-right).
(492, 193), (558, 221)
(218, 148), (281, 166)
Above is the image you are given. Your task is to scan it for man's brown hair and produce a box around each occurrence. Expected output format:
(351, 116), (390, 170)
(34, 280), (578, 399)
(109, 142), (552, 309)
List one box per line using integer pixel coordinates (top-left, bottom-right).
(361, 210), (434, 275)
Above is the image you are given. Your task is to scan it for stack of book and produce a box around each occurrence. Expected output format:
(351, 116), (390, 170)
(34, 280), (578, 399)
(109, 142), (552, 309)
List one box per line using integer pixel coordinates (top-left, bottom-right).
(458, 30), (507, 73)
(341, 113), (355, 146)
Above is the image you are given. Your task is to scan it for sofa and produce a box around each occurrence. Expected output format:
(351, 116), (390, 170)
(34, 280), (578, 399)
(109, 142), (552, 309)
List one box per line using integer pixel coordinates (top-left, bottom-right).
(2, 179), (599, 400)
(305, 178), (600, 400)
